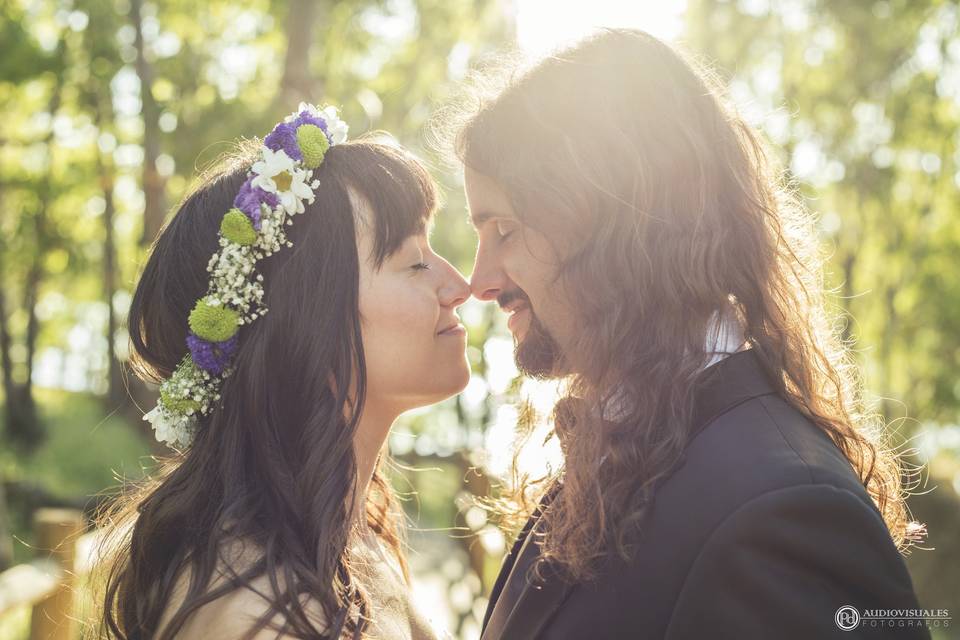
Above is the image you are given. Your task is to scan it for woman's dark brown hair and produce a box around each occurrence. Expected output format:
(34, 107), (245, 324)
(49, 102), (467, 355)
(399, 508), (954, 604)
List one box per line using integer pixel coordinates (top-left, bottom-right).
(444, 29), (924, 582)
(96, 137), (437, 638)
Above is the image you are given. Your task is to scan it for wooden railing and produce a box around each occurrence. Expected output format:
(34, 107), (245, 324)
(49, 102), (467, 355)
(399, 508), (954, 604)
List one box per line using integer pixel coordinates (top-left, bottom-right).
(0, 508), (99, 640)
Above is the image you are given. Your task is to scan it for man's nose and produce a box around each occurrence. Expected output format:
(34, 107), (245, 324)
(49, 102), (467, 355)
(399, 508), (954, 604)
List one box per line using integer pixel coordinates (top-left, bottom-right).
(469, 242), (507, 302)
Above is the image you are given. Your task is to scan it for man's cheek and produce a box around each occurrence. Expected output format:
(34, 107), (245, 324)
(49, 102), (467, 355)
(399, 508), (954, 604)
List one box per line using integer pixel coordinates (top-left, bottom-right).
(502, 255), (528, 295)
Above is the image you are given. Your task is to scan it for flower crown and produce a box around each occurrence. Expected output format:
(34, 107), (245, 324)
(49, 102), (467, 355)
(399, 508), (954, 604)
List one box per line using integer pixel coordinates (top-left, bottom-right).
(143, 103), (349, 449)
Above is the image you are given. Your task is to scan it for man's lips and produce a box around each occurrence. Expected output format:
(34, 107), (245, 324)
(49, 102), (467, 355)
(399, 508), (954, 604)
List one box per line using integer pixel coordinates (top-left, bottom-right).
(506, 304), (530, 332)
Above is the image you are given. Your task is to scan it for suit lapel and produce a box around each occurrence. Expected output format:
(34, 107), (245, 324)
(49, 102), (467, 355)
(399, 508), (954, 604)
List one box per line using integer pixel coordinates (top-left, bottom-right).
(484, 547), (575, 640)
(688, 348), (778, 437)
(481, 501), (541, 629)
(481, 482), (571, 640)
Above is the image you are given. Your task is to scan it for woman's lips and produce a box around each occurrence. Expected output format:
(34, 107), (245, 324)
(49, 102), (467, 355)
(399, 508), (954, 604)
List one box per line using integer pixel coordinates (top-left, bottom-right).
(437, 323), (466, 337)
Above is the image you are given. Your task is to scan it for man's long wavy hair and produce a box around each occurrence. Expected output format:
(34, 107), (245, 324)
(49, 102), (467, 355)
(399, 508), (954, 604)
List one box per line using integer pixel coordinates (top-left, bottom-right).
(446, 29), (924, 582)
(95, 138), (436, 638)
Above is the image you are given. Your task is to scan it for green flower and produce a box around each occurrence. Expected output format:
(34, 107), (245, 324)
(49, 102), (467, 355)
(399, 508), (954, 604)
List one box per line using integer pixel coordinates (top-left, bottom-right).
(188, 298), (239, 342)
(160, 388), (200, 414)
(220, 208), (257, 245)
(296, 124), (330, 169)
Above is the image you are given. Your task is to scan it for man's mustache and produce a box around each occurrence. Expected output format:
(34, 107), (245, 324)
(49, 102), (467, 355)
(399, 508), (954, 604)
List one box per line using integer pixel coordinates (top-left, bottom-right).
(496, 289), (529, 311)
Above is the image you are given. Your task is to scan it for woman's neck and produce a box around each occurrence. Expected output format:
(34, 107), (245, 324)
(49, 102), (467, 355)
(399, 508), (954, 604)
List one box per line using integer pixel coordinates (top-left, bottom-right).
(349, 400), (400, 531)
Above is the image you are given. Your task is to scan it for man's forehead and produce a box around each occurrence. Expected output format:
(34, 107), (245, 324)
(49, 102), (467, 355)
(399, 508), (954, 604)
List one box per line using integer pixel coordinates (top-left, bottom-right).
(464, 170), (516, 227)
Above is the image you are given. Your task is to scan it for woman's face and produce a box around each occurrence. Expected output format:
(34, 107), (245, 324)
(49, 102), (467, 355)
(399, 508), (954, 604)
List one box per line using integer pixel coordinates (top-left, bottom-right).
(356, 206), (471, 419)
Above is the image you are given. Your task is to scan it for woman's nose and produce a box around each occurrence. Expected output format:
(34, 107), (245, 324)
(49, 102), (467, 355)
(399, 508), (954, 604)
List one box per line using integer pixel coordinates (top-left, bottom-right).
(440, 262), (471, 308)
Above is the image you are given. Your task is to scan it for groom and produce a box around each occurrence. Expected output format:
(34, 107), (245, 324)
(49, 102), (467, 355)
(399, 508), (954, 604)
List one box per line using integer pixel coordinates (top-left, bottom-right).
(455, 30), (929, 639)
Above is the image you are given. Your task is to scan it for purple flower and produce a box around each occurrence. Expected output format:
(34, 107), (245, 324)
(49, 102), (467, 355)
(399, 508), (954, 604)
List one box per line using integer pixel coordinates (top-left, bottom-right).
(187, 332), (238, 375)
(293, 111), (333, 143)
(233, 178), (279, 230)
(264, 122), (303, 161)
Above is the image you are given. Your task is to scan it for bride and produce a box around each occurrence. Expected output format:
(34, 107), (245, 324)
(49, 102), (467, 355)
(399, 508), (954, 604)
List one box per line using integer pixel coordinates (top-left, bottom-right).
(97, 104), (469, 640)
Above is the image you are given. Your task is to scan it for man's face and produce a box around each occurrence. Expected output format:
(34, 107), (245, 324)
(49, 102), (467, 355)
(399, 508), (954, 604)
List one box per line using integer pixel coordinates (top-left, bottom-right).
(464, 167), (572, 378)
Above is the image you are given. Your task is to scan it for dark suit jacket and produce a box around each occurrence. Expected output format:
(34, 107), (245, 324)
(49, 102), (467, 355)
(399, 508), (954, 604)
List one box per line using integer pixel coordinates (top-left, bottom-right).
(480, 349), (929, 640)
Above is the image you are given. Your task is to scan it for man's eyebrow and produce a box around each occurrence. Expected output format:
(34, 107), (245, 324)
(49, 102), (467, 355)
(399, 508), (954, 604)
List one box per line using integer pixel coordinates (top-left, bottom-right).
(469, 210), (498, 227)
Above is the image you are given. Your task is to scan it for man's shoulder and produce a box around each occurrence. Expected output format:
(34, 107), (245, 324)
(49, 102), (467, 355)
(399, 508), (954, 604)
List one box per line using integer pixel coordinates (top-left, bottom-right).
(534, 392), (910, 639)
(570, 394), (894, 612)
(649, 391), (878, 541)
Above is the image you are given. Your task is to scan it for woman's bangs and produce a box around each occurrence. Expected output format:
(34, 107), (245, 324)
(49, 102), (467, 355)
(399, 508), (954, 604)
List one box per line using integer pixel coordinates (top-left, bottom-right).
(338, 142), (438, 266)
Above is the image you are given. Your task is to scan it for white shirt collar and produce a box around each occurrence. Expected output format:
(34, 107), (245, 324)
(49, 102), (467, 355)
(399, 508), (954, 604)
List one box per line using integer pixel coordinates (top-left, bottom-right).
(702, 304), (749, 370)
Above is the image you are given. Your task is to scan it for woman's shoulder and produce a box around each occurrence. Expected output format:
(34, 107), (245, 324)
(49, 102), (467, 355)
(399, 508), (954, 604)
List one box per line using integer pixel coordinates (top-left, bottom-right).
(171, 575), (331, 640)
(156, 538), (331, 640)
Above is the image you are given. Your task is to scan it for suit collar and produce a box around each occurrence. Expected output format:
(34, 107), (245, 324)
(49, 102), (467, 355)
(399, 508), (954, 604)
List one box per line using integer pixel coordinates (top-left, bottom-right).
(689, 347), (778, 439)
(481, 349), (779, 640)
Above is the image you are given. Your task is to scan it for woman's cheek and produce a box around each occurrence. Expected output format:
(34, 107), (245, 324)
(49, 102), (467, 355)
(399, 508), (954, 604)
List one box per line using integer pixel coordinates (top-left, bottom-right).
(377, 278), (434, 343)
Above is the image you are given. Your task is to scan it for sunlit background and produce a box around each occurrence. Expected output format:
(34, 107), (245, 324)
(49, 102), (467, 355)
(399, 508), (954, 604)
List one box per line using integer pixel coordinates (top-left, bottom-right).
(1, 0), (958, 638)
(515, 0), (685, 53)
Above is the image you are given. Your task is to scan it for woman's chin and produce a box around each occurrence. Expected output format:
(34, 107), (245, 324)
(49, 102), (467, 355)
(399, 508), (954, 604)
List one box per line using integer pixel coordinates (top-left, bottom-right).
(452, 361), (472, 394)
(437, 363), (472, 401)
(411, 362), (471, 408)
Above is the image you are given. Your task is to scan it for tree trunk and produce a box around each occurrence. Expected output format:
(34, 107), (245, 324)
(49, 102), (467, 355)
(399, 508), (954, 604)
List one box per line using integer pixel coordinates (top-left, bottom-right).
(125, 0), (172, 450)
(91, 91), (125, 408)
(131, 0), (166, 247)
(0, 171), (15, 414)
(3, 43), (65, 450)
(0, 480), (11, 571)
(275, 0), (325, 109)
(0, 274), (38, 449)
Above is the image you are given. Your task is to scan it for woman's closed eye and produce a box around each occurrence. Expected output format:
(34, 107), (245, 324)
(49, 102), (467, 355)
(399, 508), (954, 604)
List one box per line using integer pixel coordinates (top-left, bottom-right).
(411, 261), (431, 272)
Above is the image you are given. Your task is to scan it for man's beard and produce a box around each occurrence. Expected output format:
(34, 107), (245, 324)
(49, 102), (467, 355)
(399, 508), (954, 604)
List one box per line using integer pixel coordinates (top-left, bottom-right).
(512, 306), (563, 380)
(498, 289), (564, 378)
(515, 310), (562, 378)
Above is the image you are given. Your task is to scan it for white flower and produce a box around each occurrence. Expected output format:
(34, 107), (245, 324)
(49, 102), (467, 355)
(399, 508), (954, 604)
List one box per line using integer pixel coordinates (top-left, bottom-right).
(283, 103), (348, 145)
(278, 167), (317, 214)
(284, 101), (320, 124)
(299, 101), (322, 118)
(322, 105), (349, 145)
(143, 403), (196, 449)
(251, 147), (296, 194)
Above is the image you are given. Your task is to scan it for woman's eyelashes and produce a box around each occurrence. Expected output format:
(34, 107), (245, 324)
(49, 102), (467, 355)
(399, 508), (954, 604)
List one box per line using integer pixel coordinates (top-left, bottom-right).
(410, 250), (431, 272)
